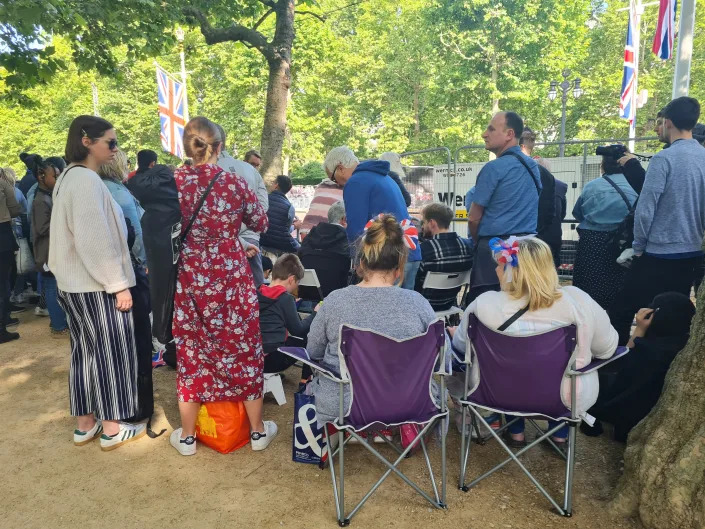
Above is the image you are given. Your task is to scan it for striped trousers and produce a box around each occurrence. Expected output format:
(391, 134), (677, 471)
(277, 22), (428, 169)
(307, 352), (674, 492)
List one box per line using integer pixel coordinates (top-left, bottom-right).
(58, 290), (138, 421)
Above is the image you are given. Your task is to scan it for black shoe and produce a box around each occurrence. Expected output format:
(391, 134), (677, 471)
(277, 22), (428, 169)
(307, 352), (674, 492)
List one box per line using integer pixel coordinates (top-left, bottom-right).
(0, 331), (20, 343)
(9, 303), (26, 313)
(580, 420), (604, 437)
(5, 317), (19, 327)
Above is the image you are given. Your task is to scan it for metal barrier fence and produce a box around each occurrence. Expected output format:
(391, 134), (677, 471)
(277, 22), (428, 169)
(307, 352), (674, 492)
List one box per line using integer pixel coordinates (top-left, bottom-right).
(399, 136), (661, 278)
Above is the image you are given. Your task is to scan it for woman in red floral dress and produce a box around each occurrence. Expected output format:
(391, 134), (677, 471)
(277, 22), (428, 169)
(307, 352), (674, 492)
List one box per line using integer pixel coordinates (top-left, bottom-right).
(170, 116), (276, 456)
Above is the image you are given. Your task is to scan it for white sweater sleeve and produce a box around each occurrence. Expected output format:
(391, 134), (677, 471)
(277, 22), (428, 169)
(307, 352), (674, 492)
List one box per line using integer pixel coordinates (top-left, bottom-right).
(71, 176), (131, 293)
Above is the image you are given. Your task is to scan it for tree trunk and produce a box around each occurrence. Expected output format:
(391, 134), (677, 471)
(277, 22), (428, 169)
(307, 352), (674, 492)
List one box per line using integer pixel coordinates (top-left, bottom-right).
(259, 0), (294, 184)
(611, 285), (705, 528)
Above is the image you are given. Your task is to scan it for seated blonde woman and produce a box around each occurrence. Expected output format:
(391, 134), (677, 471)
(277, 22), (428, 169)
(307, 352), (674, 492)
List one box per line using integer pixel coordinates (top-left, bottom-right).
(451, 237), (617, 446)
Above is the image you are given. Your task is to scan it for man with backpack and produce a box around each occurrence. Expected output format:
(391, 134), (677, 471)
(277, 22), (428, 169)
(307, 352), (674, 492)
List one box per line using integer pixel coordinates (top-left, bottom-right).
(466, 111), (541, 302)
(609, 97), (705, 345)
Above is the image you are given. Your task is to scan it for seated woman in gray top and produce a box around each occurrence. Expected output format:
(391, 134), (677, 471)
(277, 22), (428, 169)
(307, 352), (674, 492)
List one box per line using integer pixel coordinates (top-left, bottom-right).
(572, 154), (637, 310)
(306, 214), (439, 430)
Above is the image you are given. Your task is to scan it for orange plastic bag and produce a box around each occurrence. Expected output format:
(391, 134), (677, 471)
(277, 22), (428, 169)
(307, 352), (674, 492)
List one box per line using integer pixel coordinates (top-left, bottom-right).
(195, 401), (250, 454)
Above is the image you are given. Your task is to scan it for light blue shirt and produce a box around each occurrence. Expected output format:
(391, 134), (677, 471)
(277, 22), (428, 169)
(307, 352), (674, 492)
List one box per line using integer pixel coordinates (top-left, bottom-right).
(103, 179), (147, 265)
(471, 146), (541, 237)
(572, 174), (637, 232)
(634, 138), (705, 256)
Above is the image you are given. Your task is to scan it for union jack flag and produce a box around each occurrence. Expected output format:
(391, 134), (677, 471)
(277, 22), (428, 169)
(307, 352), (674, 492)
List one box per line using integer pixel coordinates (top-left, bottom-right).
(619, 2), (637, 123)
(156, 66), (186, 159)
(652, 0), (677, 60)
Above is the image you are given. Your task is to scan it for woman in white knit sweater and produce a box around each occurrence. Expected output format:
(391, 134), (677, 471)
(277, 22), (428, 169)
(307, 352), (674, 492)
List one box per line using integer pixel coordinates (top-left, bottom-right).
(49, 115), (145, 451)
(451, 237), (617, 447)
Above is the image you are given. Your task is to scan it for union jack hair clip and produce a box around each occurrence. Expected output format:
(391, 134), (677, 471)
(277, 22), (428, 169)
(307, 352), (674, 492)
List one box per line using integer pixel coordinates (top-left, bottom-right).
(489, 236), (520, 281)
(363, 214), (418, 251)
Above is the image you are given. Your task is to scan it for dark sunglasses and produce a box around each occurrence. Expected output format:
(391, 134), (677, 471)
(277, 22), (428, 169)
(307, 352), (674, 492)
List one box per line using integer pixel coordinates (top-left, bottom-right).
(330, 165), (338, 183)
(105, 138), (119, 150)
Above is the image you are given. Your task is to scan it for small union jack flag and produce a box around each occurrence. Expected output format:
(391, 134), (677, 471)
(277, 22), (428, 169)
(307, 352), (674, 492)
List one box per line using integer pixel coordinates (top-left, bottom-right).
(619, 1), (637, 123)
(652, 0), (677, 60)
(156, 66), (186, 159)
(363, 215), (419, 250)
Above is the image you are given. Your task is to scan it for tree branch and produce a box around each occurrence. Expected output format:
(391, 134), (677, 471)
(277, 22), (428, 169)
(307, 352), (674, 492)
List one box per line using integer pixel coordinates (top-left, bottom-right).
(253, 8), (275, 31)
(183, 7), (274, 62)
(295, 10), (326, 22)
(256, 0), (277, 8)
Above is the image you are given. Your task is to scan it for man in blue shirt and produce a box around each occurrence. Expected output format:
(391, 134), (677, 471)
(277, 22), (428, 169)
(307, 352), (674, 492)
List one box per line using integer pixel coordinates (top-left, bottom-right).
(323, 146), (421, 288)
(466, 112), (541, 301)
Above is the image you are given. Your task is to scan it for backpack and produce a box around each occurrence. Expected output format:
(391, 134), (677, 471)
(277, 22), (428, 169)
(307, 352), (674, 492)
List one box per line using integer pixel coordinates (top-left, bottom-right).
(602, 175), (636, 257)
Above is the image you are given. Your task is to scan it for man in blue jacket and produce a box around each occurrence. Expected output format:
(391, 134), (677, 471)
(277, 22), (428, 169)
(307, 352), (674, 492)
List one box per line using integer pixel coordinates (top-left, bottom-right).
(323, 146), (421, 288)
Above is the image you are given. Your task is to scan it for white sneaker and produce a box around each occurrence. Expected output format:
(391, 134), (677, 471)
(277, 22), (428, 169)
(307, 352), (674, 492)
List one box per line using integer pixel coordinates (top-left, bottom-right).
(250, 420), (278, 451)
(74, 421), (103, 446)
(170, 428), (197, 456)
(34, 306), (49, 317)
(99, 422), (146, 451)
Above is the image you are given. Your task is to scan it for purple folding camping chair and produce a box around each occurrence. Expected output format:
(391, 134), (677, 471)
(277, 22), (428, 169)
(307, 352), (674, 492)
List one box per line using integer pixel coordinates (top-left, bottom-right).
(280, 319), (449, 526)
(457, 314), (629, 516)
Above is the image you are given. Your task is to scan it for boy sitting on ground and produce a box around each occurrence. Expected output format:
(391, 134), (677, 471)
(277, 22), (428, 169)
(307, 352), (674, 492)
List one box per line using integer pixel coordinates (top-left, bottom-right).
(257, 254), (318, 386)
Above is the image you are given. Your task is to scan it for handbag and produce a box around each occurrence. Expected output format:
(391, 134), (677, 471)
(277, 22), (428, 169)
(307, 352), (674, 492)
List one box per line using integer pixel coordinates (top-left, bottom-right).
(603, 175), (637, 258)
(156, 170), (223, 343)
(15, 237), (35, 275)
(196, 401), (250, 453)
(292, 384), (327, 464)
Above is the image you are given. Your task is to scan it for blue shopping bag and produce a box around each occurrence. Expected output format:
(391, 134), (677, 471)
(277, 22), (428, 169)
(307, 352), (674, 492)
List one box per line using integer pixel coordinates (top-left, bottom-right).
(292, 385), (326, 464)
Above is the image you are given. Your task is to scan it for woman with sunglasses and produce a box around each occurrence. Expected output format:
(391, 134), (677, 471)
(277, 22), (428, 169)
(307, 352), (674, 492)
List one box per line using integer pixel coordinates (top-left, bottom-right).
(30, 156), (69, 336)
(49, 115), (145, 451)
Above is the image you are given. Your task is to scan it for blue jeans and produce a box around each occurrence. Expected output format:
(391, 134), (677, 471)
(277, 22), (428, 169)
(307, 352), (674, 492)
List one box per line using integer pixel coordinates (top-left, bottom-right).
(506, 415), (569, 439)
(401, 260), (421, 290)
(41, 274), (68, 331)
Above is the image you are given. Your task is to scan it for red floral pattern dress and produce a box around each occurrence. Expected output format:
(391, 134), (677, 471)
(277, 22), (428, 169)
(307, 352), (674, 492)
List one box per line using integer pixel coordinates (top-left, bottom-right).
(173, 163), (268, 402)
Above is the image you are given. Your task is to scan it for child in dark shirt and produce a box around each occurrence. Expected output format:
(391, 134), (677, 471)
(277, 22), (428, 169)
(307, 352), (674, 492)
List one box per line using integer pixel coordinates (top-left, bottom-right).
(257, 254), (318, 385)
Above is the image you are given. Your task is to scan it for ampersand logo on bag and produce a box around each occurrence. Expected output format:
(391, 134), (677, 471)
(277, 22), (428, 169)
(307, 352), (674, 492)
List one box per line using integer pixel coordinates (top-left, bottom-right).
(294, 403), (323, 456)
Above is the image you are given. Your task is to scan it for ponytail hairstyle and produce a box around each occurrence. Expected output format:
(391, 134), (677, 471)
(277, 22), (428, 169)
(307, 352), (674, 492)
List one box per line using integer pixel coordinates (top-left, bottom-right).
(36, 156), (67, 183)
(498, 237), (561, 311)
(183, 116), (222, 165)
(357, 214), (408, 280)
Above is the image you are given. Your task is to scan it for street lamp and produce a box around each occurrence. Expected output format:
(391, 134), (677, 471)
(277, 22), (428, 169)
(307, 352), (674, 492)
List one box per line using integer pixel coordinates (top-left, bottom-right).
(548, 69), (583, 156)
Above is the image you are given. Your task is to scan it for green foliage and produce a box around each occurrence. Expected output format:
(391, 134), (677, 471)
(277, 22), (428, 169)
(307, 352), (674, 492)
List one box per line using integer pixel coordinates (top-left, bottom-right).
(290, 161), (326, 185)
(1, 0), (705, 173)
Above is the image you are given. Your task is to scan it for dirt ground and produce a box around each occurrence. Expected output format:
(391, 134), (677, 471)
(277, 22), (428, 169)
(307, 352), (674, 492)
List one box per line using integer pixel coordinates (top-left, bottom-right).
(1, 311), (643, 529)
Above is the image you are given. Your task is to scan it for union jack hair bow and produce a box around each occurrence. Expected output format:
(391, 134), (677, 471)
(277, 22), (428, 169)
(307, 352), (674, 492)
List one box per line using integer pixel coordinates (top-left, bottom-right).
(489, 236), (520, 281)
(363, 215), (419, 250)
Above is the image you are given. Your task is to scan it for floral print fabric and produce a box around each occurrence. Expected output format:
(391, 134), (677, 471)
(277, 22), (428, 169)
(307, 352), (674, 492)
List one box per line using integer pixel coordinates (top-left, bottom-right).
(173, 163), (268, 402)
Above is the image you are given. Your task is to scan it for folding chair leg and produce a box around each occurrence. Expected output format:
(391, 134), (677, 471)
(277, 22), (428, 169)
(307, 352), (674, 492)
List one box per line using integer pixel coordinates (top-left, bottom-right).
(419, 436), (440, 504)
(563, 424), (577, 517)
(458, 405), (469, 489)
(324, 427), (343, 524)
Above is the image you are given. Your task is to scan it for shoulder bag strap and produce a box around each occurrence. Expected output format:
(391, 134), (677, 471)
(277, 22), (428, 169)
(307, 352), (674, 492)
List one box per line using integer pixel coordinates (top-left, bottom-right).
(501, 151), (541, 196)
(498, 305), (530, 332)
(54, 164), (87, 197)
(603, 175), (636, 213)
(181, 170), (223, 244)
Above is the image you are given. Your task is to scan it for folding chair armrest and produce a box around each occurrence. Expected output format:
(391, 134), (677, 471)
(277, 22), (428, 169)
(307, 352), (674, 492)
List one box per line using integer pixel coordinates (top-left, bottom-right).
(568, 346), (629, 375)
(277, 347), (346, 382)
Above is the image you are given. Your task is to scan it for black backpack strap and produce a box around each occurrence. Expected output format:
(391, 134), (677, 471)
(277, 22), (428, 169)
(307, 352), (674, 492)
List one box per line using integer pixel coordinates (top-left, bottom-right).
(181, 170), (223, 244)
(54, 164), (87, 197)
(603, 175), (636, 213)
(501, 151), (541, 195)
(498, 305), (530, 332)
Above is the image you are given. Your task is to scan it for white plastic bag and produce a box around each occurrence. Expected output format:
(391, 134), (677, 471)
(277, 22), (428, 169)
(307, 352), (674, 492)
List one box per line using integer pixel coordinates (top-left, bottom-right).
(15, 237), (35, 275)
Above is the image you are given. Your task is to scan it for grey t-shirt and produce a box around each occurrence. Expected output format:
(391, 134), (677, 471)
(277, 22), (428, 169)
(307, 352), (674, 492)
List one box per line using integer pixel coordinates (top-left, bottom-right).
(307, 284), (439, 424)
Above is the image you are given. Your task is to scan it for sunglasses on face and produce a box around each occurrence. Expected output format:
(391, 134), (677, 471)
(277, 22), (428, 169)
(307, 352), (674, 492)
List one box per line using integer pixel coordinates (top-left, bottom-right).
(105, 138), (119, 150)
(330, 165), (338, 183)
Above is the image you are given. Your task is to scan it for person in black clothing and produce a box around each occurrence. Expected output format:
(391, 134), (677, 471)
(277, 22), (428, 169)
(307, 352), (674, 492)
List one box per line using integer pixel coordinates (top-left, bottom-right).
(616, 150), (647, 195)
(260, 175), (300, 253)
(126, 154), (179, 367)
(582, 292), (695, 442)
(17, 152), (41, 197)
(298, 200), (351, 298)
(261, 255), (273, 283)
(520, 128), (568, 266)
(379, 152), (412, 207)
(257, 254), (317, 384)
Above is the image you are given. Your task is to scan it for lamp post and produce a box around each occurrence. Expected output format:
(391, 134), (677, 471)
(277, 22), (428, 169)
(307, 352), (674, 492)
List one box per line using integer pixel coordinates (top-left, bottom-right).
(548, 69), (583, 157)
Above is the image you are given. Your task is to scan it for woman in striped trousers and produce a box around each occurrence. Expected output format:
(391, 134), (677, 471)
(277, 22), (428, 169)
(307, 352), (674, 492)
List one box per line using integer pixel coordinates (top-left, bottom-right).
(49, 115), (145, 451)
